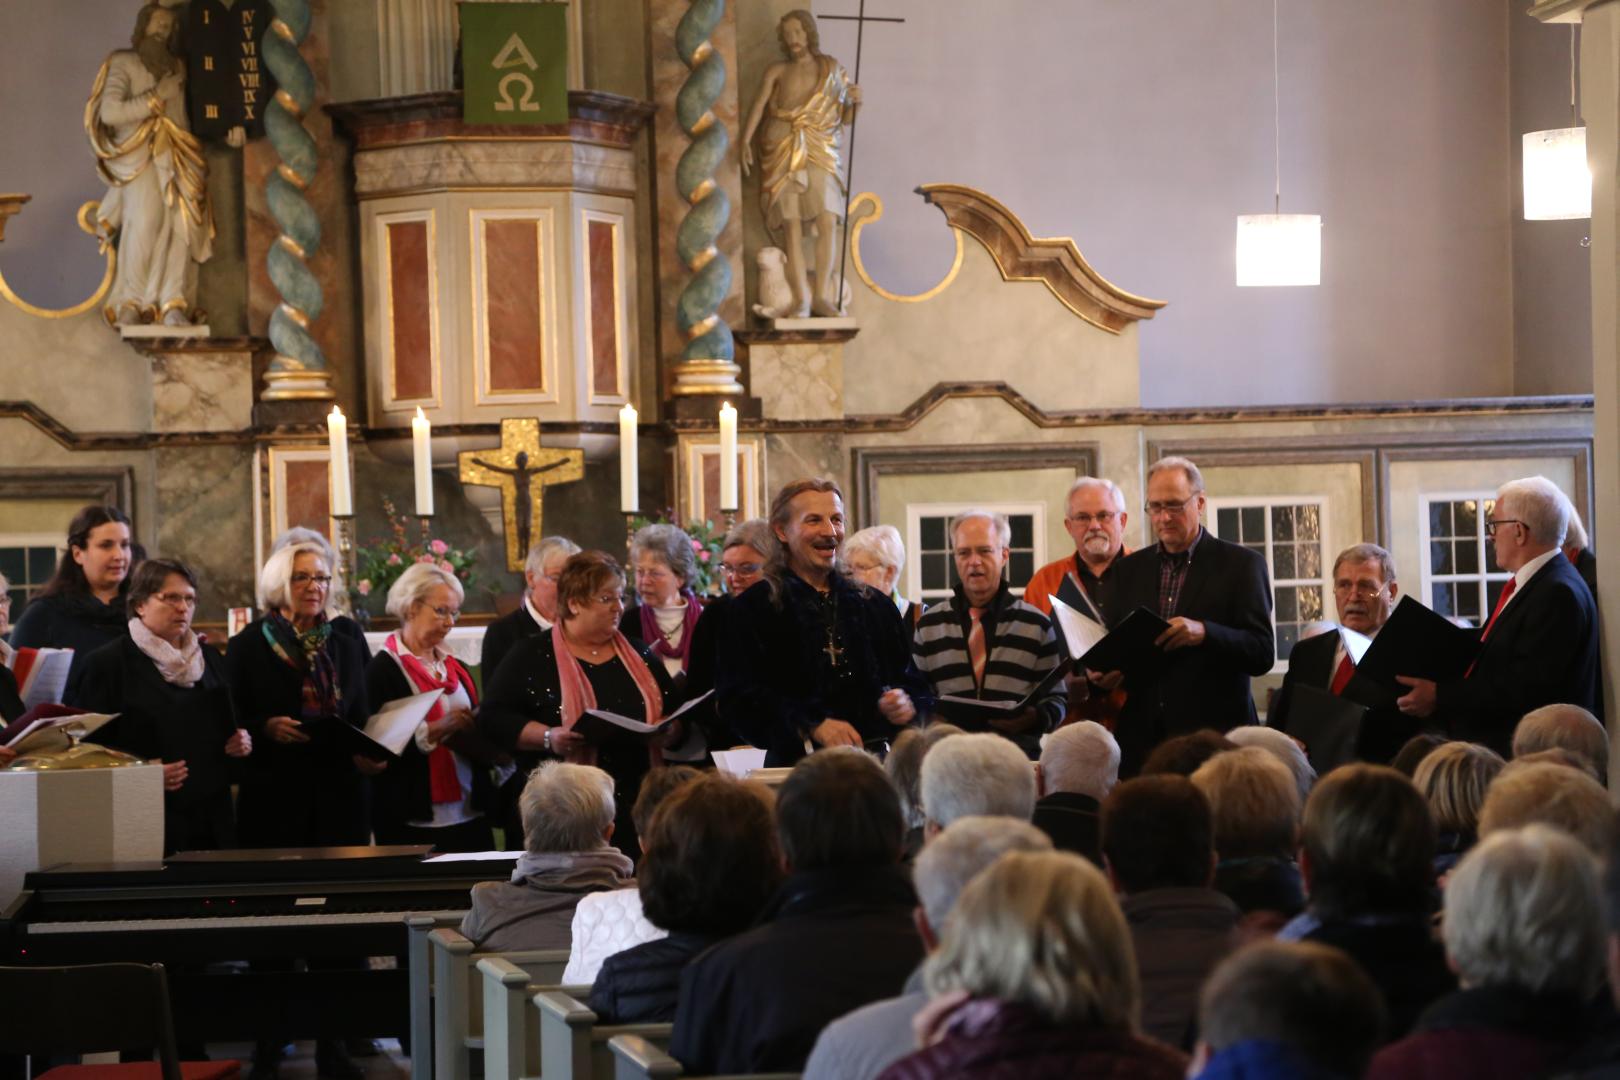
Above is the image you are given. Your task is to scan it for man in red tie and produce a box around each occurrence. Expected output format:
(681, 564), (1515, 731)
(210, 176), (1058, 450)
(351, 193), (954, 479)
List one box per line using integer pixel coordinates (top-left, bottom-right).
(1269, 543), (1413, 762)
(1394, 476), (1600, 758)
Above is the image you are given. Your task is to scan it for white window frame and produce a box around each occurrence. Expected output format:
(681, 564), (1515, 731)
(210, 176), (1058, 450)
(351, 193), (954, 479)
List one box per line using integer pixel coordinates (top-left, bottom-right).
(1418, 490), (1512, 628)
(0, 533), (67, 610)
(1206, 496), (1331, 675)
(904, 501), (1046, 604)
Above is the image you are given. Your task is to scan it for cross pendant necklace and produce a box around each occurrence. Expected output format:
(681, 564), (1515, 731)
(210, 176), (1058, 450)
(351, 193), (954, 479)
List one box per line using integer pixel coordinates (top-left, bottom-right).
(819, 588), (843, 669)
(824, 636), (844, 667)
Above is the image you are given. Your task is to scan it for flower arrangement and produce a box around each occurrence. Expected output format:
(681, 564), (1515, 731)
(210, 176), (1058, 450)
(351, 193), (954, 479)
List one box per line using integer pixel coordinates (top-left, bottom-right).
(629, 511), (728, 596)
(355, 496), (479, 609)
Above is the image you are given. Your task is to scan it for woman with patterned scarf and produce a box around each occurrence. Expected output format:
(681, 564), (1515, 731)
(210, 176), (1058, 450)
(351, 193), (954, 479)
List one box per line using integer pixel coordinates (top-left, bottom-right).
(226, 539), (376, 850)
(365, 561), (500, 852)
(481, 550), (680, 859)
(620, 523), (705, 683)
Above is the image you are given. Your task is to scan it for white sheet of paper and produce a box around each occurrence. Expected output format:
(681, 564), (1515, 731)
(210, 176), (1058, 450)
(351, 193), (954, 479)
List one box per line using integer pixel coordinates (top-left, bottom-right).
(1048, 595), (1108, 659)
(585, 690), (715, 735)
(19, 649), (74, 710)
(713, 747), (767, 778)
(365, 689), (443, 756)
(1340, 626), (1374, 665)
(423, 850), (521, 864)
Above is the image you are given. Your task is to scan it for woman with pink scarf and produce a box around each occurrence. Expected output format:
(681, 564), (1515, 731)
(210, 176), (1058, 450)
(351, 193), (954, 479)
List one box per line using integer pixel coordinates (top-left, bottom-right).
(480, 551), (679, 858)
(79, 558), (251, 853)
(621, 524), (704, 683)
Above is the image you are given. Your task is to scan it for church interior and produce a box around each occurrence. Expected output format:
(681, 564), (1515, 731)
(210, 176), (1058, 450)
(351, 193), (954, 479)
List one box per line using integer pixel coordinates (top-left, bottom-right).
(2, 0), (1620, 1075)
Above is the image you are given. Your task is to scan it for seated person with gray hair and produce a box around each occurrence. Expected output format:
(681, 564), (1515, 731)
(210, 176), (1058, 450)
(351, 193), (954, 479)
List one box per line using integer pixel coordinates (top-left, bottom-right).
(919, 731), (1038, 839)
(482, 535), (581, 682)
(1513, 702), (1608, 783)
(460, 761), (634, 950)
(885, 722), (964, 860)
(1371, 825), (1606, 1076)
(1191, 747), (1305, 918)
(1478, 759), (1616, 856)
(803, 816), (1052, 1080)
(1395, 475), (1601, 757)
(1190, 941), (1385, 1079)
(1032, 720), (1118, 863)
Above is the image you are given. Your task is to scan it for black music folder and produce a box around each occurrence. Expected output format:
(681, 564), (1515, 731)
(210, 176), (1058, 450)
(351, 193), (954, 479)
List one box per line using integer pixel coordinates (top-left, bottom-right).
(1078, 606), (1173, 677)
(1354, 596), (1481, 689)
(932, 662), (1069, 724)
(1286, 684), (1366, 774)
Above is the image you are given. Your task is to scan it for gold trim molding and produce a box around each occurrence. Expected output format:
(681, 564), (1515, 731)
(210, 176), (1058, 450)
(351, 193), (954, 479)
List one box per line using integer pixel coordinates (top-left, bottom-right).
(0, 201), (116, 320)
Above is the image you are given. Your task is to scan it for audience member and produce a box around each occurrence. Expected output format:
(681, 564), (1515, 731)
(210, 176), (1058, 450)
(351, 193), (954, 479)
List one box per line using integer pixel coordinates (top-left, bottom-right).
(1101, 775), (1239, 1049)
(1558, 829), (1620, 1075)
(672, 748), (924, 1074)
(564, 764), (700, 985)
(1191, 747), (1305, 917)
(1191, 941), (1385, 1080)
(1390, 732), (1447, 777)
(1369, 825), (1604, 1079)
(885, 722), (964, 859)
(1513, 702), (1608, 782)
(878, 850), (1187, 1079)
(1516, 745), (1606, 783)
(588, 773), (780, 1024)
(1410, 741), (1504, 874)
(1478, 759), (1615, 856)
(460, 762), (634, 950)
(1283, 764), (1454, 1038)
(1032, 720), (1118, 863)
(1226, 725), (1315, 805)
(919, 731), (1037, 837)
(805, 816), (1052, 1080)
(1141, 729), (1237, 777)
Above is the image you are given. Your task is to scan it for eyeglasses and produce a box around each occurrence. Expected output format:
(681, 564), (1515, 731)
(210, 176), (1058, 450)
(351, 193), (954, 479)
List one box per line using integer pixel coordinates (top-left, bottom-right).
(1067, 511), (1118, 526)
(290, 573), (333, 588)
(1484, 518), (1524, 536)
(428, 606), (460, 623)
(1333, 582), (1389, 600)
(720, 562), (763, 578)
(1145, 497), (1198, 516)
(154, 592), (198, 608)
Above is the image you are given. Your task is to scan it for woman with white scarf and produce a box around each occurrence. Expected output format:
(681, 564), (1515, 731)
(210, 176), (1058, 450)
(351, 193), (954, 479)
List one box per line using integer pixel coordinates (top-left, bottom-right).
(78, 558), (251, 853)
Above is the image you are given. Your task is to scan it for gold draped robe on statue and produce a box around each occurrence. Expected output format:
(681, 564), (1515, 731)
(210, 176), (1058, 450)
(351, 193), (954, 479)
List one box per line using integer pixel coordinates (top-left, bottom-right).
(759, 55), (851, 235)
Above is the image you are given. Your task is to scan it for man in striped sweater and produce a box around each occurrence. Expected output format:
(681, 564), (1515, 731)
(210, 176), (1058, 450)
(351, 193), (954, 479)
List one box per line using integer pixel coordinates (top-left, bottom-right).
(912, 509), (1067, 757)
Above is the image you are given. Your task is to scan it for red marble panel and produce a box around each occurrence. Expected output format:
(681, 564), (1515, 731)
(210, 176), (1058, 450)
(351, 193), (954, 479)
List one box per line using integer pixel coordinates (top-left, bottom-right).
(388, 220), (434, 401)
(587, 219), (621, 397)
(284, 458), (332, 534)
(485, 219), (545, 393)
(699, 452), (720, 525)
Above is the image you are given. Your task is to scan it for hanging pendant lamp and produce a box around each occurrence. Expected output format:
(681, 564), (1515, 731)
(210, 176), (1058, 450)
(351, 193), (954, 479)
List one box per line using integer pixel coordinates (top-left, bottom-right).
(1523, 26), (1590, 221)
(1236, 0), (1321, 287)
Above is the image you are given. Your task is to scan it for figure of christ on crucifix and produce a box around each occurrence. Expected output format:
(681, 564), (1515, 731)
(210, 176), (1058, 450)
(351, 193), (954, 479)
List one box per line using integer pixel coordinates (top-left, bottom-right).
(458, 419), (584, 571)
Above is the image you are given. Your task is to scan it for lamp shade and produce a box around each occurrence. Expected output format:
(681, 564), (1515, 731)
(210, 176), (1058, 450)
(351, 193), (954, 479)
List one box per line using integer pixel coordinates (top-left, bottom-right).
(1523, 127), (1591, 220)
(1236, 213), (1321, 287)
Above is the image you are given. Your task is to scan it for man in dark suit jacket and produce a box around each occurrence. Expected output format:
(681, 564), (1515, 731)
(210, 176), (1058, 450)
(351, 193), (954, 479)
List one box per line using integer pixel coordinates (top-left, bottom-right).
(1097, 457), (1275, 776)
(1271, 542), (1415, 764)
(1395, 476), (1601, 758)
(480, 536), (579, 682)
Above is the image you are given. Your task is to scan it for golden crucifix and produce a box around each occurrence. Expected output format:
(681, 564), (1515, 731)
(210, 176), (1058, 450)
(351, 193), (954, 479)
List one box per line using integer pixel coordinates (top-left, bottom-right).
(458, 418), (584, 571)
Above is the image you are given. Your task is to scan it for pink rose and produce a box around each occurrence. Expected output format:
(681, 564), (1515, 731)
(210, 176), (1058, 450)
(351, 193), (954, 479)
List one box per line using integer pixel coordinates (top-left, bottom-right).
(691, 539), (703, 552)
(430, 539), (449, 555)
(440, 559), (455, 573)
(699, 550), (711, 562)
(387, 553), (402, 566)
(357, 580), (373, 596)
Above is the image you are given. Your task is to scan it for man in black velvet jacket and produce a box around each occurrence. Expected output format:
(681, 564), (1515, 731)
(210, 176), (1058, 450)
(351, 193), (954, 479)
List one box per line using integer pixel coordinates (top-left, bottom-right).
(1097, 457), (1275, 776)
(718, 479), (930, 766)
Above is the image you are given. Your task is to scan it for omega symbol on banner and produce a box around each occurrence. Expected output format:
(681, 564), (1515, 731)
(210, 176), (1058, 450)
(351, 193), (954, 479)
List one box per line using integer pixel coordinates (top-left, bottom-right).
(491, 33), (541, 113)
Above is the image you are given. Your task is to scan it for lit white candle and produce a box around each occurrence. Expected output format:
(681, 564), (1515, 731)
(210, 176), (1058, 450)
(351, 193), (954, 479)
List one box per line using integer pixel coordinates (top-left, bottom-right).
(327, 405), (352, 516)
(412, 407), (433, 517)
(619, 404), (638, 513)
(718, 401), (738, 511)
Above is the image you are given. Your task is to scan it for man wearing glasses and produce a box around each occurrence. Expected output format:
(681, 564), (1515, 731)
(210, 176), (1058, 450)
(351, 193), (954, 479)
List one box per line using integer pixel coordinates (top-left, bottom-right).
(1393, 476), (1599, 757)
(1097, 456), (1275, 776)
(1270, 543), (1412, 762)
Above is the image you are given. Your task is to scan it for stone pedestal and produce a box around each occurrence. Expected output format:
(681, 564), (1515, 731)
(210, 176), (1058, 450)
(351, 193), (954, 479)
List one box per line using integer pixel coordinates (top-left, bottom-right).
(132, 337), (264, 433)
(737, 327), (856, 421)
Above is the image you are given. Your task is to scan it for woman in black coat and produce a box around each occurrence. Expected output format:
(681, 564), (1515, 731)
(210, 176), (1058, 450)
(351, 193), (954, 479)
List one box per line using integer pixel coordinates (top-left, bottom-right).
(78, 559), (251, 854)
(226, 538), (376, 849)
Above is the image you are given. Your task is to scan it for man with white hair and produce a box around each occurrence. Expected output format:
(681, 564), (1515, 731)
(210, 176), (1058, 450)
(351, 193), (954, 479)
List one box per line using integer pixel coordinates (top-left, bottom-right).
(1395, 476), (1599, 758)
(912, 509), (1066, 754)
(1563, 502), (1598, 598)
(1514, 702), (1609, 782)
(1033, 720), (1118, 863)
(482, 536), (580, 681)
(802, 816), (1053, 1080)
(919, 731), (1038, 837)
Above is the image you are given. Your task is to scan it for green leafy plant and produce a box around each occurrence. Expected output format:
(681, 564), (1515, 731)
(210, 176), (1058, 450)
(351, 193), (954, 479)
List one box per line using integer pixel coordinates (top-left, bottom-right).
(355, 496), (479, 610)
(630, 511), (728, 596)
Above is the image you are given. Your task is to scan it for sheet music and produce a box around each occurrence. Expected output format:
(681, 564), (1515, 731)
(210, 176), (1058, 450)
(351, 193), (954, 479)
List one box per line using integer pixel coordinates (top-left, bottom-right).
(423, 850), (521, 864)
(1048, 595), (1108, 659)
(713, 747), (767, 778)
(364, 689), (442, 756)
(17, 648), (73, 710)
(1340, 626), (1374, 665)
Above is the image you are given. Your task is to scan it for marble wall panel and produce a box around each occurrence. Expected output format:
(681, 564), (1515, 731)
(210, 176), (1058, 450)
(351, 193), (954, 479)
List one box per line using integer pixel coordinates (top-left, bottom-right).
(153, 445), (256, 620)
(351, 140), (639, 198)
(387, 220), (434, 401)
(485, 219), (546, 393)
(284, 458), (333, 536)
(587, 218), (621, 397)
(149, 351), (256, 433)
(750, 341), (843, 420)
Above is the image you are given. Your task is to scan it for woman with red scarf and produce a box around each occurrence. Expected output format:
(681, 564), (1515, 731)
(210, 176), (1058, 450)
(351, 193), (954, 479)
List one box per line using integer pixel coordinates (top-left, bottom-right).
(480, 551), (678, 858)
(621, 523), (704, 682)
(365, 562), (499, 852)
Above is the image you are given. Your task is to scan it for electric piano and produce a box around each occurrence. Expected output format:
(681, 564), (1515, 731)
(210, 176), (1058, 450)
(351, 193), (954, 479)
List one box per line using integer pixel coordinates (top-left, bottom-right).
(0, 845), (515, 1040)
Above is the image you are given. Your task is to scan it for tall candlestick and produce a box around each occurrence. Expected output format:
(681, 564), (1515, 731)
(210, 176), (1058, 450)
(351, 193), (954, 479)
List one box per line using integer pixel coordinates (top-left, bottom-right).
(327, 405), (353, 516)
(718, 401), (738, 512)
(411, 406), (433, 517)
(619, 404), (639, 513)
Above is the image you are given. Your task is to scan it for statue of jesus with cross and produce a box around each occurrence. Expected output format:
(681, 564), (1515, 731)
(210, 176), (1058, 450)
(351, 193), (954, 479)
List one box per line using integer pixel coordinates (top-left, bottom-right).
(458, 418), (584, 572)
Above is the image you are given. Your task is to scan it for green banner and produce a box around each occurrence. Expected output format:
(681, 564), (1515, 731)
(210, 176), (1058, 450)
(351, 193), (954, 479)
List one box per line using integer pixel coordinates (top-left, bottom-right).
(461, 2), (568, 125)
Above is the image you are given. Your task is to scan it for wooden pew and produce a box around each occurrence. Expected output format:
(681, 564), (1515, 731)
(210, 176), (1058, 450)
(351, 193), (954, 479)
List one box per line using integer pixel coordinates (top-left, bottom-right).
(478, 957), (588, 1080)
(428, 927), (568, 1080)
(532, 989), (672, 1080)
(606, 1034), (800, 1080)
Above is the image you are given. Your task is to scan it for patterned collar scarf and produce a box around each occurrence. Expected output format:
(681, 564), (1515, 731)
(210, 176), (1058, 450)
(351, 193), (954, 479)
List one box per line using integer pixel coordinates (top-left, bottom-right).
(263, 610), (340, 721)
(638, 588), (701, 667)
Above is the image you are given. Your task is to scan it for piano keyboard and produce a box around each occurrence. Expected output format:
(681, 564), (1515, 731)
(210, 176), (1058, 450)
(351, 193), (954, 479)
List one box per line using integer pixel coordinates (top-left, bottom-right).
(28, 908), (469, 934)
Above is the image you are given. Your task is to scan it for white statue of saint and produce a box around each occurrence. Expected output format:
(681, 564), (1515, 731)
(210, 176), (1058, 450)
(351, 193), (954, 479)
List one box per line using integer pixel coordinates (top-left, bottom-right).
(85, 4), (241, 328)
(742, 10), (861, 319)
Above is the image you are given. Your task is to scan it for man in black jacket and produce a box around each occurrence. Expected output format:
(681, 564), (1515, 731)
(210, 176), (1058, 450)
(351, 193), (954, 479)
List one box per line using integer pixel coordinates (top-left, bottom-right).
(1394, 476), (1601, 758)
(718, 478), (929, 765)
(480, 536), (579, 683)
(1097, 457), (1275, 776)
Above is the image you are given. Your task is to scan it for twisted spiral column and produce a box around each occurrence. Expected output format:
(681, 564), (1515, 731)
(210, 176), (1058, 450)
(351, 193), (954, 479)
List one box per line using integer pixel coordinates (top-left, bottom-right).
(260, 0), (333, 401)
(670, 0), (742, 396)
